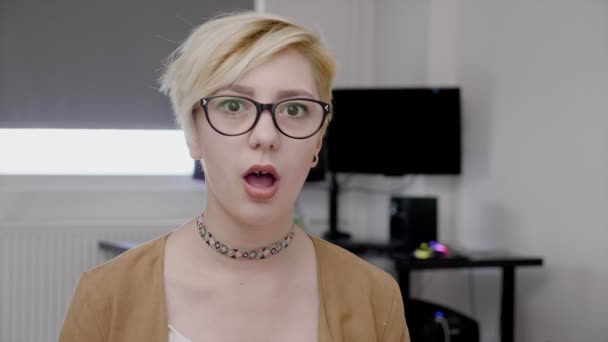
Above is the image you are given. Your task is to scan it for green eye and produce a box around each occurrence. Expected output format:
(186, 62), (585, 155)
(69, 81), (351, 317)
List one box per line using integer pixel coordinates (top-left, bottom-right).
(222, 100), (241, 112)
(285, 103), (307, 116)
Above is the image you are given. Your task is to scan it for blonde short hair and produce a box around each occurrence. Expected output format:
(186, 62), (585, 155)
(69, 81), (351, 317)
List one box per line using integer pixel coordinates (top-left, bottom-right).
(159, 11), (337, 144)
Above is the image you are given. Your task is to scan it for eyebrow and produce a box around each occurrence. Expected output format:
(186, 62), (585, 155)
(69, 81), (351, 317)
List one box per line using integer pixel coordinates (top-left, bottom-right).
(217, 84), (255, 96)
(217, 85), (317, 100)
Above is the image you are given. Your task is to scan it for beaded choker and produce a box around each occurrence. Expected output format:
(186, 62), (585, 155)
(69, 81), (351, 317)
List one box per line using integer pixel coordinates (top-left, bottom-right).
(196, 213), (296, 260)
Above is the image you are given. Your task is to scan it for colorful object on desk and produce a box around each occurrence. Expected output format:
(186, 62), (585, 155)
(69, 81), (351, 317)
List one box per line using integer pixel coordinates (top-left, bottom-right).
(430, 241), (450, 256)
(413, 241), (452, 259)
(413, 243), (434, 259)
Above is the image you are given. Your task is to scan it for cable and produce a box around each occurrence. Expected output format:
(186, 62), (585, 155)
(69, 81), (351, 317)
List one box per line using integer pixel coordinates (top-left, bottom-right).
(434, 313), (451, 342)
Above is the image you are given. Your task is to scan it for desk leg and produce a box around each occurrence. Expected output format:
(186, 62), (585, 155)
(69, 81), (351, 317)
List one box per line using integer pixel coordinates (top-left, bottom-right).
(501, 266), (515, 342)
(398, 269), (411, 302)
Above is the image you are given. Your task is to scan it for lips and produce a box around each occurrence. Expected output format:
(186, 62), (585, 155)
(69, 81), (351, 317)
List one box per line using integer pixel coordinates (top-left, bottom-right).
(242, 164), (280, 199)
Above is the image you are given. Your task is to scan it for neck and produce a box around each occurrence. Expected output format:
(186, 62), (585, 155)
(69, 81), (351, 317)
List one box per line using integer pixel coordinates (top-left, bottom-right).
(197, 196), (297, 262)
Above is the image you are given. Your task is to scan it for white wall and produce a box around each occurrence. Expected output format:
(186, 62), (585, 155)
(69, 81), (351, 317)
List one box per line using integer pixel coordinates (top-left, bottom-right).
(373, 0), (429, 86)
(269, 1), (608, 341)
(449, 1), (608, 341)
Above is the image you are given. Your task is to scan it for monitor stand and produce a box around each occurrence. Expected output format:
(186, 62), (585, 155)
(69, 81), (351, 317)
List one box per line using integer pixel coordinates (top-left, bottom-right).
(323, 172), (351, 241)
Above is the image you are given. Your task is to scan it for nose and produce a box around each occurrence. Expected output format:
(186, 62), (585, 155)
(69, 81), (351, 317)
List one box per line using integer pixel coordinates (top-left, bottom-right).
(248, 109), (281, 151)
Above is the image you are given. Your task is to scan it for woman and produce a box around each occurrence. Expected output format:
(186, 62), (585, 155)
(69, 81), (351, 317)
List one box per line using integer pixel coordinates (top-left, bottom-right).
(59, 11), (410, 342)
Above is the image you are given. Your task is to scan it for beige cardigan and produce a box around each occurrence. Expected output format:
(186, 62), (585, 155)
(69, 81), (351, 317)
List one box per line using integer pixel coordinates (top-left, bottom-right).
(59, 233), (410, 342)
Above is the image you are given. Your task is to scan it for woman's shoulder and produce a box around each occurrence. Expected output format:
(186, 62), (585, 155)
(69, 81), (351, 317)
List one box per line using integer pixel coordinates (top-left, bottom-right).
(309, 235), (409, 341)
(309, 234), (397, 288)
(82, 232), (170, 290)
(60, 233), (170, 341)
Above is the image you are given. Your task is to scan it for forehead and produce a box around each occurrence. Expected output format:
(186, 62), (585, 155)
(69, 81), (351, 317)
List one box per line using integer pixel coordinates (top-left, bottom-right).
(229, 48), (319, 100)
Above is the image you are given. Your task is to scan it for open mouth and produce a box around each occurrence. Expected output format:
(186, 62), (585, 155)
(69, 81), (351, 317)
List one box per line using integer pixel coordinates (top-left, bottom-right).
(244, 171), (277, 188)
(242, 165), (280, 199)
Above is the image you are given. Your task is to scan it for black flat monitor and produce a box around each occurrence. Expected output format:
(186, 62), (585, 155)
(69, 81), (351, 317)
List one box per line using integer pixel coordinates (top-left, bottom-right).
(327, 88), (461, 175)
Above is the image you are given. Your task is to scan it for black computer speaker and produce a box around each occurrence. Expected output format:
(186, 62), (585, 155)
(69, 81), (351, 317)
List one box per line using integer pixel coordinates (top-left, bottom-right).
(390, 196), (438, 253)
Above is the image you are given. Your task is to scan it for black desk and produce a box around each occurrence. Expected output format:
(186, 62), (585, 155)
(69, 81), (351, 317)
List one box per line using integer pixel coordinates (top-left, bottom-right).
(99, 240), (542, 342)
(391, 253), (542, 342)
(327, 240), (543, 342)
(99, 240), (139, 254)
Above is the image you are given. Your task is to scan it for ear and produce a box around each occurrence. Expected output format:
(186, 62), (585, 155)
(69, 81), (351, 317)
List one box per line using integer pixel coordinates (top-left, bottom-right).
(186, 135), (202, 160)
(186, 108), (203, 160)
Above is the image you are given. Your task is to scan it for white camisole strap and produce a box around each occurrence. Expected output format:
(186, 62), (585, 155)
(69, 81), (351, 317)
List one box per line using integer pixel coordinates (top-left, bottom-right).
(168, 325), (192, 342)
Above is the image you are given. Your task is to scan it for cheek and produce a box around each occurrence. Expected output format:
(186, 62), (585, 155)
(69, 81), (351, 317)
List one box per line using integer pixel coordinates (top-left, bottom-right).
(197, 127), (240, 182)
(283, 143), (317, 182)
(200, 138), (235, 169)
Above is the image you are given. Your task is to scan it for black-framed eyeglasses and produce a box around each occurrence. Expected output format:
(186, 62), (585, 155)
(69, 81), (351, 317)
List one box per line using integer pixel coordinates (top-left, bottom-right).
(199, 95), (331, 139)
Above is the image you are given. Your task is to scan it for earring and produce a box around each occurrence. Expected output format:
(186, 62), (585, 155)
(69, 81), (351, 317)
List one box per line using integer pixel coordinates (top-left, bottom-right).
(312, 154), (318, 163)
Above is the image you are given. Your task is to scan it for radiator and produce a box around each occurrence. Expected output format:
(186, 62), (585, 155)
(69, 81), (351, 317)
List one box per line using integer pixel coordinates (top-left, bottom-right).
(0, 222), (176, 342)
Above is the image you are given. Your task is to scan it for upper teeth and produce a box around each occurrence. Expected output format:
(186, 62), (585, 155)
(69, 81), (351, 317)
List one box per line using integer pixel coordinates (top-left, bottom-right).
(256, 171), (268, 176)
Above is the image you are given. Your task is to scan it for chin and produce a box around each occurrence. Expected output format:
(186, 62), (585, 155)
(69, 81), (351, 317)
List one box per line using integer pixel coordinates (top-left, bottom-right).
(235, 196), (293, 226)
